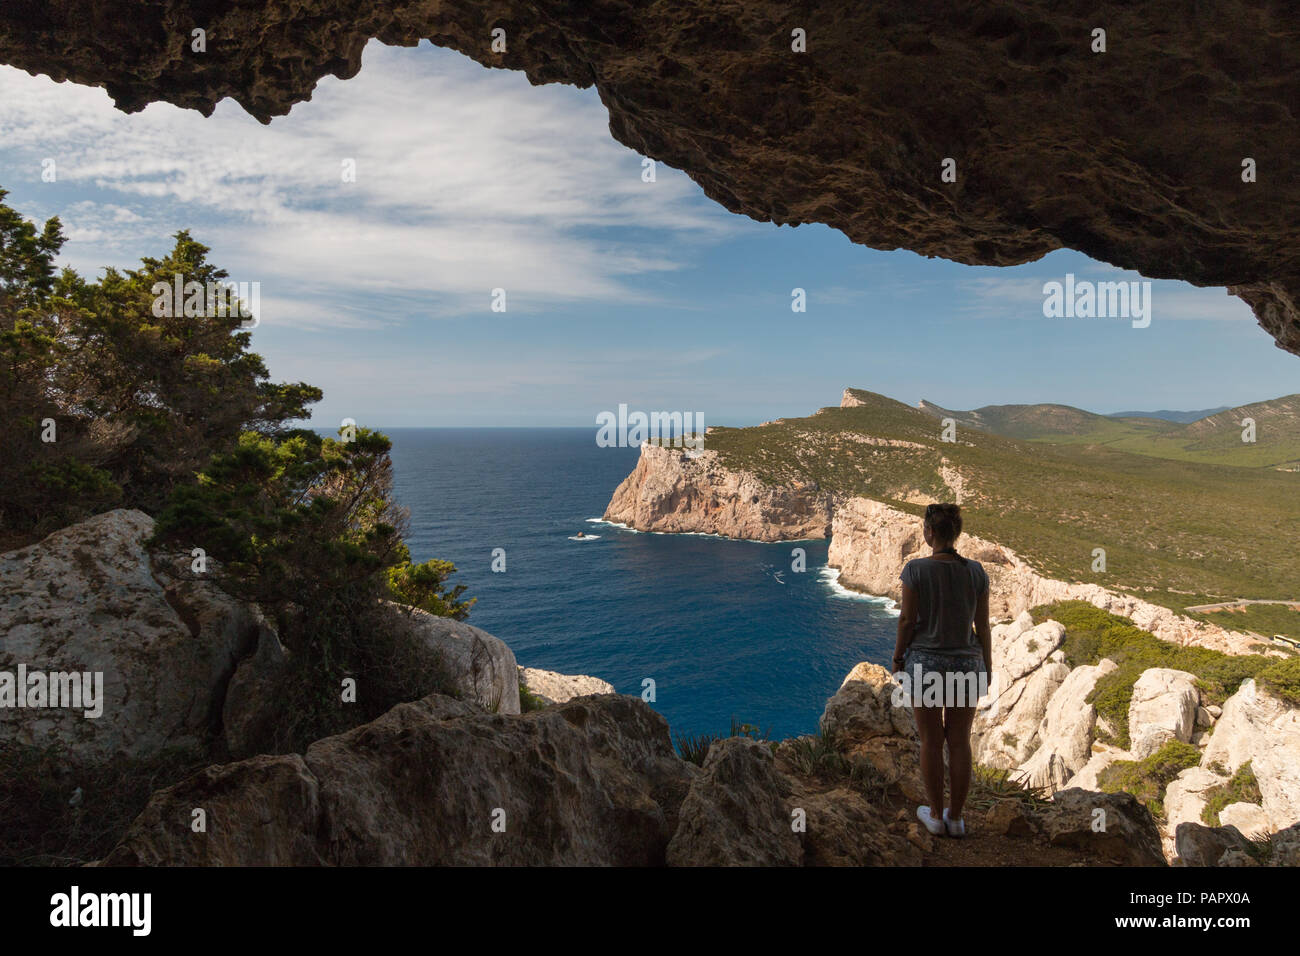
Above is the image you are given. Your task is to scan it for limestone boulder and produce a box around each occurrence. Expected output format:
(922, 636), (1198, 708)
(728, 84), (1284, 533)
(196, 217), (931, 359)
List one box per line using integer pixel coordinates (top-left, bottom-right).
(221, 621), (290, 758)
(381, 603), (520, 716)
(1175, 822), (1253, 867)
(1017, 659), (1118, 791)
(820, 662), (919, 787)
(1218, 802), (1271, 840)
(971, 618), (1069, 768)
(1070, 746), (1125, 792)
(784, 784), (921, 867)
(1128, 668), (1199, 760)
(1163, 765), (1229, 857)
(0, 510), (262, 761)
(1042, 788), (1166, 866)
(821, 662), (916, 744)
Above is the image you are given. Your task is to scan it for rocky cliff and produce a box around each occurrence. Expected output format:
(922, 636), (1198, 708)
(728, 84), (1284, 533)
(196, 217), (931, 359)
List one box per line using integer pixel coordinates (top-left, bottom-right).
(829, 496), (1263, 656)
(603, 442), (832, 541)
(2, 2), (1297, 356)
(606, 441), (1263, 655)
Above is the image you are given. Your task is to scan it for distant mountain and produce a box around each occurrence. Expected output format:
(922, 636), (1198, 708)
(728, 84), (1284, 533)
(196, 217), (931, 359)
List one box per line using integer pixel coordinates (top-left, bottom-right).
(1106, 408), (1230, 423)
(916, 399), (1116, 440)
(914, 392), (1300, 469)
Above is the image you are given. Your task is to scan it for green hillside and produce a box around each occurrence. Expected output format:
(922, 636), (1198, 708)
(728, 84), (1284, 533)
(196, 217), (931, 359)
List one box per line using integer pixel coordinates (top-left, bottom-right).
(915, 393), (1300, 469)
(704, 388), (1300, 617)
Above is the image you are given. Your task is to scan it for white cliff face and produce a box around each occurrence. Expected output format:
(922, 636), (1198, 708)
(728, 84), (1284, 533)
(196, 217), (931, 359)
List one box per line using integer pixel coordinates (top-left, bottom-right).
(602, 443), (832, 541)
(827, 495), (1263, 656)
(839, 388), (868, 408)
(605, 437), (1262, 656)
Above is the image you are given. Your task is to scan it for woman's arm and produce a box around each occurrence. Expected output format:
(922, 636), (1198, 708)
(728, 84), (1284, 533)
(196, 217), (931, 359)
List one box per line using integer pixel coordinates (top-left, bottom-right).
(892, 583), (917, 672)
(975, 588), (992, 672)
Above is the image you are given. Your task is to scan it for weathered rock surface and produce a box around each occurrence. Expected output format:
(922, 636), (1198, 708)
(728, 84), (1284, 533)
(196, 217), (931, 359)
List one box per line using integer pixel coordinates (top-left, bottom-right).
(1174, 822), (1253, 867)
(666, 736), (802, 867)
(784, 783), (921, 866)
(1218, 802), (1271, 840)
(603, 443), (831, 540)
(829, 496), (1263, 655)
(1201, 679), (1300, 830)
(0, 510), (261, 761)
(2, 2), (1297, 354)
(820, 662), (918, 790)
(1017, 659), (1117, 790)
(104, 694), (690, 866)
(518, 666), (615, 705)
(388, 603), (521, 715)
(221, 622), (290, 758)
(970, 614), (1069, 769)
(1162, 765), (1230, 858)
(1127, 668), (1199, 760)
(1069, 747), (1122, 792)
(1043, 788), (1166, 866)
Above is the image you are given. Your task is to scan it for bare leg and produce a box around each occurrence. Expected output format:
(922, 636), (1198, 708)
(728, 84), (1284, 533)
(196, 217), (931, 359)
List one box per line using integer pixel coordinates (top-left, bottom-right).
(913, 704), (946, 819)
(943, 705), (978, 821)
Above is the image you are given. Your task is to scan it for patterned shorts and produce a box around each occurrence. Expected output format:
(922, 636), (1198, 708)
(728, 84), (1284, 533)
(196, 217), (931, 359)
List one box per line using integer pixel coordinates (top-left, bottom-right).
(900, 648), (988, 708)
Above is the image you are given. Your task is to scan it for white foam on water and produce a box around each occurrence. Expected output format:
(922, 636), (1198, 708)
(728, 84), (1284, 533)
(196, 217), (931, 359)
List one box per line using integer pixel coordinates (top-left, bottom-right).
(819, 566), (899, 615)
(568, 534), (601, 541)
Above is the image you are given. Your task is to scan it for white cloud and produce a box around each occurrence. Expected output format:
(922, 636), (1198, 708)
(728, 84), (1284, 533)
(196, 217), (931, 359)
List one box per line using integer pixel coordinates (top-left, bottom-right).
(0, 42), (738, 327)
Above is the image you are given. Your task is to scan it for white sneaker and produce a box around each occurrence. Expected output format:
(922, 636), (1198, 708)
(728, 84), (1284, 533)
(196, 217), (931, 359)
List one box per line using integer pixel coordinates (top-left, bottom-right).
(943, 808), (966, 838)
(916, 805), (946, 836)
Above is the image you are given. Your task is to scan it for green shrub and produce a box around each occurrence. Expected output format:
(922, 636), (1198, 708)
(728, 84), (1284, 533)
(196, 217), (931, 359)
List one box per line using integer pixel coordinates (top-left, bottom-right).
(0, 190), (319, 537)
(1201, 761), (1262, 826)
(673, 731), (718, 766)
(1257, 658), (1300, 706)
(968, 764), (1049, 811)
(1097, 741), (1201, 820)
(674, 717), (773, 765)
(785, 724), (851, 778)
(154, 427), (471, 752)
(519, 680), (546, 713)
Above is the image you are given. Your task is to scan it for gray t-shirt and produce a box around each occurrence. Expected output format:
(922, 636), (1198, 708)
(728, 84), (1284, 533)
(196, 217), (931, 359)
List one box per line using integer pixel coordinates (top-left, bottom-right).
(900, 556), (989, 655)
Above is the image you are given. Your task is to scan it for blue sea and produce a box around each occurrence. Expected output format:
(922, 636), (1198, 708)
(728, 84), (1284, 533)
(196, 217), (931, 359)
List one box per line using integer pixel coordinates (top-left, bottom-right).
(387, 428), (899, 741)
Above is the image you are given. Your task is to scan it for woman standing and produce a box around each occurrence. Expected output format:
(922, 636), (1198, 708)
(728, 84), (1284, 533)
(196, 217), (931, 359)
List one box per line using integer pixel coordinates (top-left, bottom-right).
(891, 503), (992, 838)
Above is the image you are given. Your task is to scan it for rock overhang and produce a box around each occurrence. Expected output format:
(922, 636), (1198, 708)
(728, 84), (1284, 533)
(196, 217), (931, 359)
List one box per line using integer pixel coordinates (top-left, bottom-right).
(1, 0), (1296, 354)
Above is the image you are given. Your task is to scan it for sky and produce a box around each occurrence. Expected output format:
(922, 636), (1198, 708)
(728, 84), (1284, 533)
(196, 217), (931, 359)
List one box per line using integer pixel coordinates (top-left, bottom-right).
(0, 41), (1296, 429)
